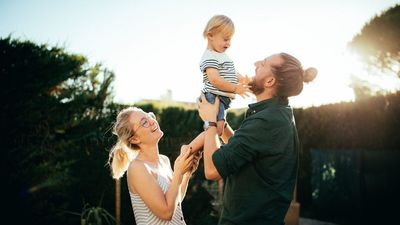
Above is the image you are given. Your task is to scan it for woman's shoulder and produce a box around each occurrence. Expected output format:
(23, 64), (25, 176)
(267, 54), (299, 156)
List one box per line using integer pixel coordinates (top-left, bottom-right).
(128, 158), (152, 175)
(159, 154), (171, 164)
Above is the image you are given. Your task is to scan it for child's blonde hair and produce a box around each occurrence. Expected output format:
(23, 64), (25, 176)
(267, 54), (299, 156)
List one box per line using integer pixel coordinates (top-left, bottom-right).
(203, 15), (235, 38)
(107, 107), (140, 179)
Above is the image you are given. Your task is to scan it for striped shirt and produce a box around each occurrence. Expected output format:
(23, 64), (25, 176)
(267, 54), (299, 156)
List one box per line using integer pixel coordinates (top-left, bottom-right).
(129, 156), (186, 225)
(200, 49), (238, 99)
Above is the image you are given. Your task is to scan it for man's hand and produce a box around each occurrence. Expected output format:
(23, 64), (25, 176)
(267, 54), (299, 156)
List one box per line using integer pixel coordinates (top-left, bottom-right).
(197, 92), (219, 122)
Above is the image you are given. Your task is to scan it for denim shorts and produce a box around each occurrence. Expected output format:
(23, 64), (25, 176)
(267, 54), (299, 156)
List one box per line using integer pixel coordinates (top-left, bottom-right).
(203, 92), (231, 121)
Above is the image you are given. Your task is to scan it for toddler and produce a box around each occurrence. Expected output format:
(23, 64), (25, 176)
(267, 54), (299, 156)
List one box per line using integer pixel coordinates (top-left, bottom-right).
(200, 15), (249, 135)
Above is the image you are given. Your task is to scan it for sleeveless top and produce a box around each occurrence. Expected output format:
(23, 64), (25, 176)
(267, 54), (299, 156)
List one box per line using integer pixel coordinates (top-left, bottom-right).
(129, 156), (186, 225)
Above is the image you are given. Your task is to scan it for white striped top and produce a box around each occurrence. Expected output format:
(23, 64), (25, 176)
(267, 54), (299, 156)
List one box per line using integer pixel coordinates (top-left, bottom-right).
(129, 156), (186, 225)
(200, 49), (238, 99)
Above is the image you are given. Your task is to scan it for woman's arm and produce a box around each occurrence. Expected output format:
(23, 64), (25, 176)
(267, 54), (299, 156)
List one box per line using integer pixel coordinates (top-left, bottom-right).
(180, 173), (190, 200)
(180, 150), (202, 199)
(127, 150), (193, 220)
(161, 153), (191, 203)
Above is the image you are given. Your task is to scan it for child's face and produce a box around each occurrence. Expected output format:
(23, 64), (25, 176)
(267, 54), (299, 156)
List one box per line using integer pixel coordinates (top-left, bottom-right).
(208, 32), (232, 53)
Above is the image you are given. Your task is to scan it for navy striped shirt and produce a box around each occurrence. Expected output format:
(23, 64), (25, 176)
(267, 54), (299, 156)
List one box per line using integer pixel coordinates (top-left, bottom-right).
(200, 49), (238, 99)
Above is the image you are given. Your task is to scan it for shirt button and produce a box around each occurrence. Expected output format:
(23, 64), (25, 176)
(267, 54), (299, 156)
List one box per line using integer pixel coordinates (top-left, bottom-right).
(177, 203), (180, 206)
(180, 217), (183, 221)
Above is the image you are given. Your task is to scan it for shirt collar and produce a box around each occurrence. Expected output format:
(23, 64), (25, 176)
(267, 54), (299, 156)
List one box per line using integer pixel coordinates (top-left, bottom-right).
(246, 97), (288, 117)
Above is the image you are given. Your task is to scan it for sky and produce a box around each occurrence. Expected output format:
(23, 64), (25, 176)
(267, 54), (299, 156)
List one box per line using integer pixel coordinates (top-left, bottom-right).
(1, 0), (399, 108)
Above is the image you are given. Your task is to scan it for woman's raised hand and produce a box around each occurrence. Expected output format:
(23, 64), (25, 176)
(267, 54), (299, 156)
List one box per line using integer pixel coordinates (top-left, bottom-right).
(174, 145), (194, 176)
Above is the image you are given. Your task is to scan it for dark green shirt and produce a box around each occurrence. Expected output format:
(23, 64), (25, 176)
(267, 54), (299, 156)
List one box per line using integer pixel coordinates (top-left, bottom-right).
(212, 97), (299, 225)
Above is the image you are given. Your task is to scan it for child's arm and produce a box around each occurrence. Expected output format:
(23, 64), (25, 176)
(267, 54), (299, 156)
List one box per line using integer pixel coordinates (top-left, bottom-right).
(206, 68), (250, 97)
(206, 68), (237, 93)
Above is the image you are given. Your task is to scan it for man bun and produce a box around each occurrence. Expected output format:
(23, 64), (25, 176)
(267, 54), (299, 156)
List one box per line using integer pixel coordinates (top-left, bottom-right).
(303, 67), (318, 83)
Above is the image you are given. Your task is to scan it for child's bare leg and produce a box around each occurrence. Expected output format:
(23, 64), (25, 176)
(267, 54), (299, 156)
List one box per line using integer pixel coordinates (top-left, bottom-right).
(217, 120), (224, 136)
(188, 131), (205, 153)
(221, 122), (234, 144)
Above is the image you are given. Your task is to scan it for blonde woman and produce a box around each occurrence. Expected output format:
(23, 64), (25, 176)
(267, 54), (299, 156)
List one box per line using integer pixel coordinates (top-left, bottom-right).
(108, 107), (202, 224)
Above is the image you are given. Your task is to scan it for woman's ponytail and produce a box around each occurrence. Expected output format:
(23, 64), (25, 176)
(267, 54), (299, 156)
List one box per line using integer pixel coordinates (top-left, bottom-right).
(108, 140), (135, 179)
(107, 107), (139, 179)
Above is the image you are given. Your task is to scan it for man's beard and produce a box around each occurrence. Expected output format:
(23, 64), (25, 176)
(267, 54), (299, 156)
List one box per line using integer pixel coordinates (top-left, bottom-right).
(249, 77), (266, 95)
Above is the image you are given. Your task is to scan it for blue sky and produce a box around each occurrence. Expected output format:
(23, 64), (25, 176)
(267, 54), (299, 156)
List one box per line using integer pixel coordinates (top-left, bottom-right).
(1, 0), (399, 108)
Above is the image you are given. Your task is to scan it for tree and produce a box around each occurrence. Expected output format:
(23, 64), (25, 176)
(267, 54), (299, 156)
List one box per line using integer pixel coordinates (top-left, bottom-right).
(0, 36), (231, 225)
(0, 36), (114, 225)
(349, 4), (400, 76)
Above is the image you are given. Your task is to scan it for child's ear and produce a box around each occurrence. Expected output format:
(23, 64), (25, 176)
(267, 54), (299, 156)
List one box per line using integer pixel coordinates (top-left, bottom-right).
(207, 32), (213, 39)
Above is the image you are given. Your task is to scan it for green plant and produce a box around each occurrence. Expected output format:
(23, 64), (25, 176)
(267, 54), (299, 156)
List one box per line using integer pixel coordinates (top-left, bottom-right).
(81, 203), (115, 225)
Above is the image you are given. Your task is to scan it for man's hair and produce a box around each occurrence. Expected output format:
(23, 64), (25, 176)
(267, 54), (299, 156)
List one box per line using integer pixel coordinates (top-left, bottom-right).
(272, 53), (317, 98)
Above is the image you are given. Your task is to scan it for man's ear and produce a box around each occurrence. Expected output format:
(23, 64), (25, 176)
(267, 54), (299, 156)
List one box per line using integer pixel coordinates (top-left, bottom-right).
(129, 136), (140, 145)
(264, 76), (276, 88)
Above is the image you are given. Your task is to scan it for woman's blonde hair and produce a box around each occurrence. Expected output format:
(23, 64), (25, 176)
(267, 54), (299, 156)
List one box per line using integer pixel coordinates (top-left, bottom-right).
(203, 15), (235, 38)
(107, 107), (140, 179)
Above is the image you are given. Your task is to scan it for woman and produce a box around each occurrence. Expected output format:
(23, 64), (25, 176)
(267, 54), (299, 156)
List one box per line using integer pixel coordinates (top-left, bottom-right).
(108, 107), (202, 224)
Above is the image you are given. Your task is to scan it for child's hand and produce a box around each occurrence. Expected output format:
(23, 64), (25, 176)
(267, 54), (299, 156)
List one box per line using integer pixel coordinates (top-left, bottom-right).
(237, 73), (251, 85)
(239, 75), (251, 85)
(234, 83), (251, 98)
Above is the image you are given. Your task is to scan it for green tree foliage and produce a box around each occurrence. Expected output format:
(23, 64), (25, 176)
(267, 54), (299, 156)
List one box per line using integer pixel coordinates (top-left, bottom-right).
(349, 4), (400, 75)
(348, 75), (376, 100)
(0, 36), (114, 224)
(226, 110), (246, 130)
(155, 106), (219, 224)
(294, 91), (400, 213)
(0, 36), (220, 225)
(158, 107), (202, 157)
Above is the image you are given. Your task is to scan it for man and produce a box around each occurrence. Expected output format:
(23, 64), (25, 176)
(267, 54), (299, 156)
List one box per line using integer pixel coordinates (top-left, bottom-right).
(197, 53), (317, 224)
